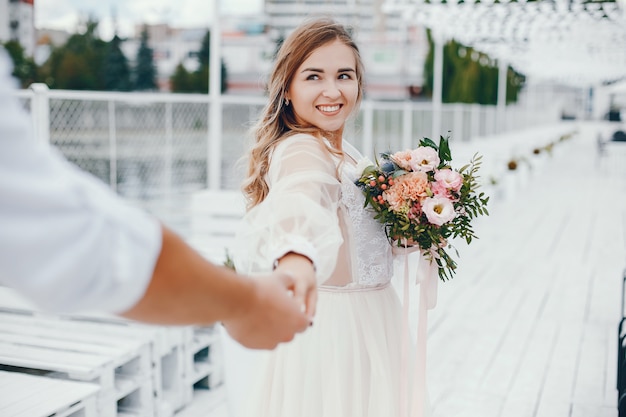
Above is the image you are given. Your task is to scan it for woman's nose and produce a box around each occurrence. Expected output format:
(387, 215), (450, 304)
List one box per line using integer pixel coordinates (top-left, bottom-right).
(322, 81), (341, 99)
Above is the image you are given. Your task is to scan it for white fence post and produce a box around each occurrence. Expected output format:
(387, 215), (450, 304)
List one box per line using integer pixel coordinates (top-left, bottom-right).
(108, 100), (117, 191)
(431, 33), (444, 141)
(497, 59), (508, 133)
(402, 101), (412, 149)
(209, 0), (223, 190)
(453, 104), (463, 142)
(470, 104), (480, 140)
(165, 101), (173, 198)
(29, 83), (50, 145)
(362, 100), (374, 158)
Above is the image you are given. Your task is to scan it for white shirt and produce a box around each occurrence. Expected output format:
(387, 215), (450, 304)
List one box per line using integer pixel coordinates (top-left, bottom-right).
(0, 48), (162, 313)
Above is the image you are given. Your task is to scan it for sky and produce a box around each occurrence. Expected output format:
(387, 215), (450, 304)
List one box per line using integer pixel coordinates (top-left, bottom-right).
(35, 0), (264, 40)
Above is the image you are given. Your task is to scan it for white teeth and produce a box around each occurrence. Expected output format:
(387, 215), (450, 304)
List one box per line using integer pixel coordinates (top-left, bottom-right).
(318, 105), (340, 112)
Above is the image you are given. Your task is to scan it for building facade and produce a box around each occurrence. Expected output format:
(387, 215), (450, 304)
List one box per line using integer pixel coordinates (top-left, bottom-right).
(263, 0), (429, 99)
(0, 0), (35, 56)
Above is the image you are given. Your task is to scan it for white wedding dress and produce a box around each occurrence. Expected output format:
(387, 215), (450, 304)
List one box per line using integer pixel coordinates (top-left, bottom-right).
(226, 133), (429, 417)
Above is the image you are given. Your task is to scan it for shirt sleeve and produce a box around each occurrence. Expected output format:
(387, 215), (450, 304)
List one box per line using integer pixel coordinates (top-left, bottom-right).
(0, 48), (162, 314)
(234, 134), (343, 283)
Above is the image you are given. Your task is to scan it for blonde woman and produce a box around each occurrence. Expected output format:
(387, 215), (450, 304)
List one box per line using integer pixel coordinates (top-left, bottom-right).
(225, 17), (430, 417)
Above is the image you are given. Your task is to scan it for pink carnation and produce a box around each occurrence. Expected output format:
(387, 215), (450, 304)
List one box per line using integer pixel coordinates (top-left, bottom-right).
(383, 171), (429, 212)
(422, 196), (456, 226)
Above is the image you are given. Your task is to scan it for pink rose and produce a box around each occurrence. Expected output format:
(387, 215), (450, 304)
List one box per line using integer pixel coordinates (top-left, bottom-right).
(391, 150), (414, 171)
(410, 147), (440, 172)
(422, 196), (456, 226)
(430, 180), (449, 197)
(434, 169), (463, 192)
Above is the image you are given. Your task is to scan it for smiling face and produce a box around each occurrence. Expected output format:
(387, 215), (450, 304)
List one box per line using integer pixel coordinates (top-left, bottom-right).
(285, 39), (359, 142)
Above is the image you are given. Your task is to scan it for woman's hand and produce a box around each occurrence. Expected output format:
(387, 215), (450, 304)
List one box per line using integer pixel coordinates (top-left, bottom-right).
(273, 252), (317, 318)
(222, 270), (312, 349)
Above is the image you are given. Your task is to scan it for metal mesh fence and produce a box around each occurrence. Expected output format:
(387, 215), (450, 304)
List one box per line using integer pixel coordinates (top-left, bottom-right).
(14, 88), (560, 237)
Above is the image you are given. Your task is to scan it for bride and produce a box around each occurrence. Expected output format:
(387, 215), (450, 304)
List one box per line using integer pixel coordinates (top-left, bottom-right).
(222, 17), (431, 417)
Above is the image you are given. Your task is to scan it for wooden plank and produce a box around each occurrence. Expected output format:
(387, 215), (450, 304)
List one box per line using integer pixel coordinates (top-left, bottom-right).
(0, 370), (99, 417)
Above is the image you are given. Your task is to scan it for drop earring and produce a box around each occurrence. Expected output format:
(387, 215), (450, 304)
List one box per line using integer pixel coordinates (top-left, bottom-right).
(284, 98), (290, 106)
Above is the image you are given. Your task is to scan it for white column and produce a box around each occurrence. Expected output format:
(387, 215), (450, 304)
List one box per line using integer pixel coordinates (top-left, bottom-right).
(108, 100), (117, 191)
(164, 101), (173, 198)
(497, 58), (508, 133)
(29, 83), (50, 145)
(362, 100), (374, 158)
(208, 0), (222, 190)
(431, 32), (444, 141)
(402, 101), (412, 149)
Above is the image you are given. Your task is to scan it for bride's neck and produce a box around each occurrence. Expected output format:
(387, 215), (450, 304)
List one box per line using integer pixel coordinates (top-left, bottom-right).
(325, 131), (343, 151)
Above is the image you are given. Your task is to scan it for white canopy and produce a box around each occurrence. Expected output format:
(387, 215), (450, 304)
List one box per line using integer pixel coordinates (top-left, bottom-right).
(384, 0), (626, 87)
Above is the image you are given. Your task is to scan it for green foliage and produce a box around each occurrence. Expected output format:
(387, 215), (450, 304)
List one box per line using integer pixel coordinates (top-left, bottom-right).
(104, 35), (131, 91)
(40, 18), (107, 90)
(355, 136), (489, 281)
(197, 30), (228, 93)
(170, 63), (194, 93)
(423, 30), (525, 105)
(2, 40), (39, 87)
(170, 29), (228, 94)
(134, 27), (158, 91)
(273, 32), (285, 60)
(224, 249), (236, 271)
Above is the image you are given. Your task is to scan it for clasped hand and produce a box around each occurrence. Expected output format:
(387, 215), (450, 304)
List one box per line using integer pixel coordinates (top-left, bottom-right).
(223, 253), (317, 349)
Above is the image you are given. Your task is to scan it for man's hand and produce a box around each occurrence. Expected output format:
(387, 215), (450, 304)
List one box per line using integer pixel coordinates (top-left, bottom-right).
(273, 252), (317, 318)
(223, 271), (313, 349)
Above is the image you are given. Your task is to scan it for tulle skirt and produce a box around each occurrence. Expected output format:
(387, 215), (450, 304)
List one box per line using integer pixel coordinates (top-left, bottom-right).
(221, 283), (424, 417)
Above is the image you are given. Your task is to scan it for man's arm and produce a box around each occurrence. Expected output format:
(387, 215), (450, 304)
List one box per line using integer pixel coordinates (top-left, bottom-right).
(121, 225), (313, 349)
(0, 48), (312, 350)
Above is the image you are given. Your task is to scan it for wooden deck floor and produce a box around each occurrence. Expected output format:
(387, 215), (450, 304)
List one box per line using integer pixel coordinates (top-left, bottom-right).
(178, 121), (626, 417)
(425, 122), (626, 417)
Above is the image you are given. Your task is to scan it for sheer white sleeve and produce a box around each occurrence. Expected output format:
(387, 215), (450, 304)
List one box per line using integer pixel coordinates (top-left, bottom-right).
(234, 134), (343, 283)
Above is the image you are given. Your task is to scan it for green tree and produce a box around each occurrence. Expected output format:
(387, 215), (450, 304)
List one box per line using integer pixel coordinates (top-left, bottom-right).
(170, 63), (194, 92)
(423, 30), (524, 105)
(2, 40), (39, 87)
(194, 30), (228, 93)
(273, 32), (285, 60)
(40, 18), (107, 90)
(56, 52), (97, 90)
(134, 27), (158, 91)
(104, 35), (131, 91)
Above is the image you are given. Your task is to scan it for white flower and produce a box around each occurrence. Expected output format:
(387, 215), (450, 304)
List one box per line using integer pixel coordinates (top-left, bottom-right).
(422, 196), (456, 226)
(410, 147), (440, 172)
(355, 156), (375, 175)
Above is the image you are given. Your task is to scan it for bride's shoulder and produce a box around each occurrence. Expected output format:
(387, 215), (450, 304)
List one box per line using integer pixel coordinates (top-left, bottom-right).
(273, 133), (331, 158)
(342, 140), (364, 160)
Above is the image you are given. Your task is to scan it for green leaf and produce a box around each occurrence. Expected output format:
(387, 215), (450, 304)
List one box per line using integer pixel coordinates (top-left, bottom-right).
(420, 137), (438, 150)
(438, 135), (452, 162)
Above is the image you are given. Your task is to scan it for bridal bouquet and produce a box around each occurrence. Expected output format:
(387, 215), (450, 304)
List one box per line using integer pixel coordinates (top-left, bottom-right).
(355, 136), (489, 281)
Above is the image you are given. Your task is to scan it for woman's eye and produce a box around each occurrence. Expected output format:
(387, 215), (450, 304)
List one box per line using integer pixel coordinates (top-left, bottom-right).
(339, 73), (352, 80)
(307, 74), (320, 80)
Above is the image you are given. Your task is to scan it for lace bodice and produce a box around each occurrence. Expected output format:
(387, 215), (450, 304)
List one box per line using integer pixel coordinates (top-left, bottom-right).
(336, 143), (393, 287)
(233, 134), (393, 288)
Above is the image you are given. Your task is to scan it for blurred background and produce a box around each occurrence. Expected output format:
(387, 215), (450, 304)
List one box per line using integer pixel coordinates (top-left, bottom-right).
(1, 1), (625, 417)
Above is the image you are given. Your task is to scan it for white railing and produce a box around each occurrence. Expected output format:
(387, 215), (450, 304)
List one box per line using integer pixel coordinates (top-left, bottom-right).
(13, 84), (560, 236)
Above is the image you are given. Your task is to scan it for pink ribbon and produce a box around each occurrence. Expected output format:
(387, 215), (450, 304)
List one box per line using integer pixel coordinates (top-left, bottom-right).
(399, 247), (438, 417)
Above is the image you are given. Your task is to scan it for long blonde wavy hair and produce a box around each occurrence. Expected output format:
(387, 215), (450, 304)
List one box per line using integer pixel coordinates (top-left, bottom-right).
(241, 17), (364, 209)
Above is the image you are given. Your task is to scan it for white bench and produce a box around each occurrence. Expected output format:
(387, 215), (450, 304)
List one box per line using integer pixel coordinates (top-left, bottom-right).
(0, 309), (155, 417)
(187, 189), (246, 266)
(0, 285), (222, 417)
(0, 370), (100, 417)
